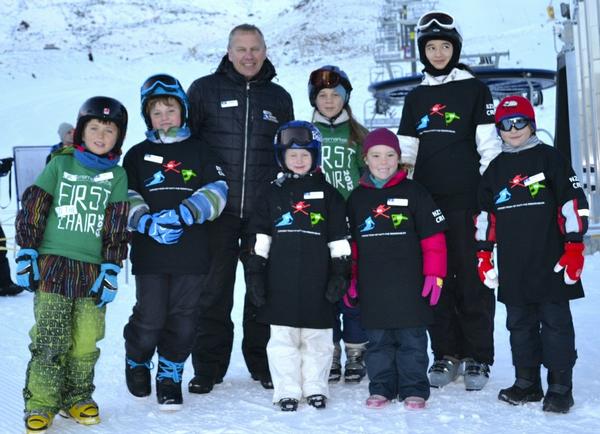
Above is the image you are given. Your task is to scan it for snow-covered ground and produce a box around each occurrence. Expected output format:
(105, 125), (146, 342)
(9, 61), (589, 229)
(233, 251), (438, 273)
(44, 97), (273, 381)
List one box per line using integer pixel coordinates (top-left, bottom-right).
(1, 0), (597, 433)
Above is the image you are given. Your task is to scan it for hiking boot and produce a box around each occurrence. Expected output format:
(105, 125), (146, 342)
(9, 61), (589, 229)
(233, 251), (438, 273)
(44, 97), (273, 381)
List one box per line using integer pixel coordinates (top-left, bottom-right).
(428, 356), (460, 388)
(156, 356), (184, 410)
(307, 394), (327, 409)
(125, 357), (153, 398)
(59, 400), (100, 425)
(279, 398), (299, 411)
(25, 412), (54, 433)
(366, 394), (390, 409)
(543, 369), (574, 413)
(463, 358), (490, 391)
(344, 342), (367, 383)
(498, 366), (544, 405)
(329, 341), (342, 383)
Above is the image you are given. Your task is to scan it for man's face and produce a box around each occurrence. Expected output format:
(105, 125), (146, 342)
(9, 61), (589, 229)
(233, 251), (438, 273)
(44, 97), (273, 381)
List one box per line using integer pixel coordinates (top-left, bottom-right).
(227, 31), (267, 80)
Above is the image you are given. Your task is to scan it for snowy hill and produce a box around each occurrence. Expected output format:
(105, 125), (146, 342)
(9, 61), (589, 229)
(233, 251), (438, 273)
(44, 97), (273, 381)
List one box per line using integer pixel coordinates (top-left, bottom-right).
(2, 1), (598, 433)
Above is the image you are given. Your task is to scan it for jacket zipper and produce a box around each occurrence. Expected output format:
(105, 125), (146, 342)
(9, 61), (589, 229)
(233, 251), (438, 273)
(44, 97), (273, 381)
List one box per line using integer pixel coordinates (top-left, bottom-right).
(240, 81), (250, 218)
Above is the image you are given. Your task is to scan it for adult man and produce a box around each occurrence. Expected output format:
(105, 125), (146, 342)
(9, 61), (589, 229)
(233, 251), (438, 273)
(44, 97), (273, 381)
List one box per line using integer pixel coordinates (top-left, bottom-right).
(187, 24), (294, 393)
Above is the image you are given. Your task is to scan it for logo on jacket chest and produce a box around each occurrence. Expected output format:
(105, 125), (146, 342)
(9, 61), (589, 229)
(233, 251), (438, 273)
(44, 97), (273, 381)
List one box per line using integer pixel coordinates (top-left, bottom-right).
(274, 199), (324, 228)
(495, 172), (546, 205)
(416, 102), (461, 131)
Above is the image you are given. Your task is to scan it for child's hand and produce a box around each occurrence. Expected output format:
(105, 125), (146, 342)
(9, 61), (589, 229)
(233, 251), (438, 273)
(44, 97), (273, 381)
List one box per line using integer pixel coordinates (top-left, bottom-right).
(326, 256), (352, 303)
(421, 275), (443, 306)
(89, 263), (120, 308)
(245, 254), (267, 307)
(138, 210), (184, 245)
(343, 278), (359, 308)
(554, 242), (584, 284)
(476, 250), (498, 289)
(15, 248), (40, 292)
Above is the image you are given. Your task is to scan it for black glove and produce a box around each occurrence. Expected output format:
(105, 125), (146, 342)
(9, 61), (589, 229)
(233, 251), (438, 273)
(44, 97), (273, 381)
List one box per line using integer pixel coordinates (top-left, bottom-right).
(246, 254), (268, 308)
(325, 256), (352, 303)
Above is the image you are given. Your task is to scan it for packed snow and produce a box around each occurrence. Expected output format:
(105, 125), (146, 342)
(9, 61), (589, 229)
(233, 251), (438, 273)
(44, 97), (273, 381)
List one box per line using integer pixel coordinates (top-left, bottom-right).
(1, 0), (598, 433)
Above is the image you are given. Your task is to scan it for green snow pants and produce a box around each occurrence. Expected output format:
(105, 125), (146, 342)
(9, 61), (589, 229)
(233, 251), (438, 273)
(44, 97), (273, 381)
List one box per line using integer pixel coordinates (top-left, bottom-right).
(23, 291), (105, 414)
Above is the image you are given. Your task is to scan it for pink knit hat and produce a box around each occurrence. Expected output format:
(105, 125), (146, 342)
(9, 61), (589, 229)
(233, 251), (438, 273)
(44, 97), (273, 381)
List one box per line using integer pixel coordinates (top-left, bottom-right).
(363, 128), (401, 156)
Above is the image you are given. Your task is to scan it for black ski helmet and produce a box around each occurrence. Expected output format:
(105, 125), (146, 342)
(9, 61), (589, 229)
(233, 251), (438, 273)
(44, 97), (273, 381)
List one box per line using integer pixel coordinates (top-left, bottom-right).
(308, 65), (353, 107)
(140, 73), (189, 130)
(416, 11), (463, 76)
(74, 96), (128, 154)
(274, 120), (322, 173)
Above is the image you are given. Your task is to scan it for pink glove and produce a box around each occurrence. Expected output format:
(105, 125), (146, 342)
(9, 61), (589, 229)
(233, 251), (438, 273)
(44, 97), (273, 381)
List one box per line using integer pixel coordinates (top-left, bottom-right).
(421, 275), (443, 306)
(554, 242), (584, 284)
(476, 250), (499, 289)
(343, 277), (358, 308)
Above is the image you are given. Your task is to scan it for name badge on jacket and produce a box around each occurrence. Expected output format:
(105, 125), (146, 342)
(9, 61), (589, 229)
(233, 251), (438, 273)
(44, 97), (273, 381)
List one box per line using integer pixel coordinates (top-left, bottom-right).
(221, 100), (238, 108)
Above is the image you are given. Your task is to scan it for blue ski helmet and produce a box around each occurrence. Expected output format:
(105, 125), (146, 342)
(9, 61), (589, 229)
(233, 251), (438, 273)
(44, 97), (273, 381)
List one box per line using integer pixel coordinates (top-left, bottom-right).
(74, 96), (128, 154)
(140, 73), (189, 129)
(308, 65), (353, 107)
(274, 120), (322, 173)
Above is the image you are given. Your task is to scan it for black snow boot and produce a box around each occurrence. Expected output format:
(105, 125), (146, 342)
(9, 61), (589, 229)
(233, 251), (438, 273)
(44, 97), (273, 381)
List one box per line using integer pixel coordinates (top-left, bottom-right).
(125, 357), (153, 398)
(543, 369), (574, 414)
(278, 398), (298, 412)
(498, 366), (544, 405)
(156, 356), (184, 410)
(307, 394), (327, 409)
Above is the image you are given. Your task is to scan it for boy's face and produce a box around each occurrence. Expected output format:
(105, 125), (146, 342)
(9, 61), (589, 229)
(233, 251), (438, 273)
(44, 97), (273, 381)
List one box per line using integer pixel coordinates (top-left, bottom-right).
(284, 149), (312, 175)
(425, 39), (453, 71)
(499, 118), (533, 148)
(82, 119), (118, 156)
(364, 145), (399, 181)
(149, 100), (182, 132)
(315, 88), (344, 119)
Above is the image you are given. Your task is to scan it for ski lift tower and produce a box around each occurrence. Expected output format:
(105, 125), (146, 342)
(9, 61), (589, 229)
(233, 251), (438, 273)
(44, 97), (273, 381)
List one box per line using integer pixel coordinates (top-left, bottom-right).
(553, 0), (600, 246)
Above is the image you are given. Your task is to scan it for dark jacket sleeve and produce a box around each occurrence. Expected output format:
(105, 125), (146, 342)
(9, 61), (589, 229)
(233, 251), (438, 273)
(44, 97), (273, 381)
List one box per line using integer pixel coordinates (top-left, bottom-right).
(102, 201), (130, 264)
(15, 185), (53, 249)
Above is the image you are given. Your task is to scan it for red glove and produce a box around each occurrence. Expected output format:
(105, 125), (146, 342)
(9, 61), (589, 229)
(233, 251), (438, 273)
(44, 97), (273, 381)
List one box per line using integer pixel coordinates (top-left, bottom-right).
(554, 242), (584, 284)
(421, 275), (443, 306)
(343, 241), (359, 308)
(476, 250), (498, 289)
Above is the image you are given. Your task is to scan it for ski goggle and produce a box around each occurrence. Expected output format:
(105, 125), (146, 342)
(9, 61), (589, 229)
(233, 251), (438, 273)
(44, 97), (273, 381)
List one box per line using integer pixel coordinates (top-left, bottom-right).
(496, 117), (531, 132)
(309, 68), (344, 89)
(276, 126), (314, 147)
(416, 11), (456, 31)
(141, 74), (182, 97)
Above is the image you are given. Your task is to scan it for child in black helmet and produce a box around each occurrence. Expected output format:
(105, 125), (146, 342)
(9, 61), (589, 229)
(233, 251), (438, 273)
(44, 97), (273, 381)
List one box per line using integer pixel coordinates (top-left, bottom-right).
(397, 10), (502, 391)
(308, 65), (369, 384)
(16, 96), (130, 432)
(245, 120), (351, 411)
(122, 74), (228, 410)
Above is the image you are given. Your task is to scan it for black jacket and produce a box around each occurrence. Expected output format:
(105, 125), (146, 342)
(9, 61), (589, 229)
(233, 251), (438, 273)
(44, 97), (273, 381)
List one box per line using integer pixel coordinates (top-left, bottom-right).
(347, 171), (447, 329)
(477, 143), (588, 305)
(123, 137), (227, 275)
(187, 56), (294, 219)
(249, 172), (348, 329)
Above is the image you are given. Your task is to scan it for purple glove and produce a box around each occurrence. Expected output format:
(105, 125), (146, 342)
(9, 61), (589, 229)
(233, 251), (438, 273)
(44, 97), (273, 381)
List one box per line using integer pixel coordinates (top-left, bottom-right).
(421, 275), (443, 306)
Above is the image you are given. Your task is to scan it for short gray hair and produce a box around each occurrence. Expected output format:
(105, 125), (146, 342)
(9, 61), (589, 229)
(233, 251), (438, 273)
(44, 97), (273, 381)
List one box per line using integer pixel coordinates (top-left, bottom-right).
(227, 24), (266, 49)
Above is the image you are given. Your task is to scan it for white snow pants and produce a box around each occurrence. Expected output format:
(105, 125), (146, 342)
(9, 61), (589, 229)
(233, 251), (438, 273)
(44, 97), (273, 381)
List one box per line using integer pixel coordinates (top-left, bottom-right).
(267, 325), (333, 402)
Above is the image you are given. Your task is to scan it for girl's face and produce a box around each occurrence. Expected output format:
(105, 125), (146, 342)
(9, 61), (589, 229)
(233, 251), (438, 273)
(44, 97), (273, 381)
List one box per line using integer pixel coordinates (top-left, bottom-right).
(364, 145), (399, 181)
(149, 100), (182, 132)
(82, 119), (118, 155)
(315, 88), (344, 118)
(425, 39), (454, 71)
(500, 122), (534, 148)
(284, 149), (312, 175)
